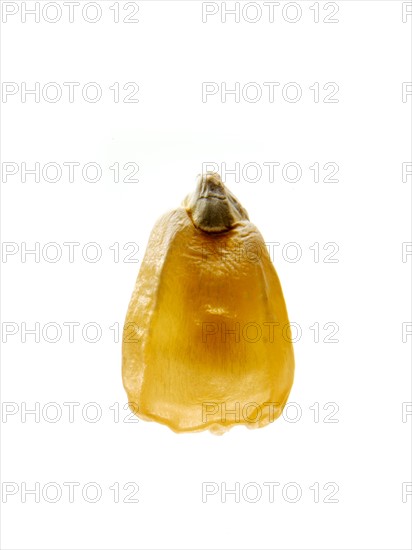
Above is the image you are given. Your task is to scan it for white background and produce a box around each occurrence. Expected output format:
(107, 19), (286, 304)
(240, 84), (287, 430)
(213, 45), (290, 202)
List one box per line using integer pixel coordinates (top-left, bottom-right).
(1, 1), (411, 549)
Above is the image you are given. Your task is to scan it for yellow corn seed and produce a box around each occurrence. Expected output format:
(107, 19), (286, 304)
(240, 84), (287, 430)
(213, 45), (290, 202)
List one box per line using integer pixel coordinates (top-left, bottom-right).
(122, 172), (294, 434)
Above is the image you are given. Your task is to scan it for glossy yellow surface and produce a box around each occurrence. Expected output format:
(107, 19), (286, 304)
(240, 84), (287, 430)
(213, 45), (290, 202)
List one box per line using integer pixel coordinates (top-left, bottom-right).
(122, 173), (294, 433)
